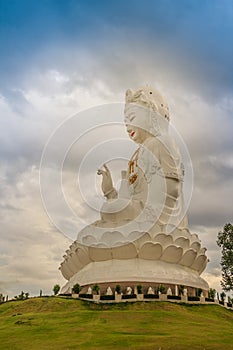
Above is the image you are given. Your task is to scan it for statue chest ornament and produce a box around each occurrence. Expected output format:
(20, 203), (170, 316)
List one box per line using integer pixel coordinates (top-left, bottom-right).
(128, 148), (140, 185)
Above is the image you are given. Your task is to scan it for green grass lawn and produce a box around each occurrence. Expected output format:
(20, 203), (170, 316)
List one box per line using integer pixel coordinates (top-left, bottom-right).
(0, 297), (233, 349)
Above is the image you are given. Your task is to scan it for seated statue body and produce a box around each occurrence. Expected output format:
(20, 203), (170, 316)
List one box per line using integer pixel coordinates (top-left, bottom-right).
(95, 86), (188, 233)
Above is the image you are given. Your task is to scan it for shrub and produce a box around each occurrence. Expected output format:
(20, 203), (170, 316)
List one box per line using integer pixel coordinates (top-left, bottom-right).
(115, 285), (121, 294)
(53, 284), (60, 296)
(158, 284), (166, 294)
(137, 285), (143, 294)
(72, 283), (81, 294)
(92, 284), (100, 295)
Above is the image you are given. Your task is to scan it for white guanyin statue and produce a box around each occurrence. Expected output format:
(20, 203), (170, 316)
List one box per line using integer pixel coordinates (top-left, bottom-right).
(95, 86), (187, 231)
(60, 86), (209, 296)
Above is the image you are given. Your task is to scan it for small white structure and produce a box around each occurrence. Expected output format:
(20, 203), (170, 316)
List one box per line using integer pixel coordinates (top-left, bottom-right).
(106, 287), (113, 295)
(87, 287), (92, 295)
(167, 288), (172, 296)
(147, 287), (154, 295)
(126, 287), (132, 295)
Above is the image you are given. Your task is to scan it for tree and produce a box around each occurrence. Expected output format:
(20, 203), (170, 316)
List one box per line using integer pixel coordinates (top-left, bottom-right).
(53, 284), (60, 296)
(14, 291), (29, 300)
(220, 291), (226, 302)
(208, 288), (216, 299)
(217, 223), (233, 291)
(72, 283), (81, 294)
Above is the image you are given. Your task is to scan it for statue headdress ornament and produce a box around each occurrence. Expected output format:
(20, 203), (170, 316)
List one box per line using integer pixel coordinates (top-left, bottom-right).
(125, 86), (170, 121)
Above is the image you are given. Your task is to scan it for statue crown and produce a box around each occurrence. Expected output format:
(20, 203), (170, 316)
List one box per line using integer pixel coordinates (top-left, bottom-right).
(125, 86), (170, 121)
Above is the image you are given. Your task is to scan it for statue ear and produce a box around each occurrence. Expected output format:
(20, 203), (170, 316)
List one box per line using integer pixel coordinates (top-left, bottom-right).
(149, 113), (160, 136)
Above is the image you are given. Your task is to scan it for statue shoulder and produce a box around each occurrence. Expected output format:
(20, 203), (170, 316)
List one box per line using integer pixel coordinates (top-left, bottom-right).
(143, 136), (160, 149)
(143, 136), (161, 156)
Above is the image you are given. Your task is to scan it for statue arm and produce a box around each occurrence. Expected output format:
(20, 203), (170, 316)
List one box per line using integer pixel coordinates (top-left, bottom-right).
(97, 164), (118, 200)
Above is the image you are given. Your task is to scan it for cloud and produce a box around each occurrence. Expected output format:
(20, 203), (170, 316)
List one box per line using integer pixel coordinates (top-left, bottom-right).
(0, 30), (232, 297)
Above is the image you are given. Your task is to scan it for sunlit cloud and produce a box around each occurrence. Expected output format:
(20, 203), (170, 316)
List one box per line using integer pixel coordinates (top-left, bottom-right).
(0, 0), (232, 297)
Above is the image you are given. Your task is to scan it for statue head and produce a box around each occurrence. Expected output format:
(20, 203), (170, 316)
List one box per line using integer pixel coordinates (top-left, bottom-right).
(124, 86), (170, 143)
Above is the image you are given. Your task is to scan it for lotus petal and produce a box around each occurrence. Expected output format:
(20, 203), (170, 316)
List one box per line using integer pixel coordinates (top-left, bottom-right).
(111, 240), (130, 247)
(89, 242), (108, 248)
(198, 258), (209, 274)
(82, 235), (97, 245)
(70, 252), (84, 270)
(139, 242), (162, 260)
(174, 237), (190, 250)
(190, 233), (200, 243)
(191, 254), (208, 273)
(101, 231), (125, 246)
(153, 233), (173, 247)
(128, 230), (145, 241)
(75, 247), (90, 265)
(62, 258), (77, 275)
(69, 241), (79, 251)
(198, 247), (207, 254)
(179, 249), (197, 267)
(89, 247), (112, 261)
(190, 241), (201, 251)
(172, 228), (190, 240)
(129, 231), (151, 248)
(59, 263), (73, 280)
(112, 242), (137, 259)
(162, 245), (183, 263)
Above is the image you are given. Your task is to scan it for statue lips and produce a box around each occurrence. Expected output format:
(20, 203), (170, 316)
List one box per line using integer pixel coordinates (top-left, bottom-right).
(130, 131), (135, 137)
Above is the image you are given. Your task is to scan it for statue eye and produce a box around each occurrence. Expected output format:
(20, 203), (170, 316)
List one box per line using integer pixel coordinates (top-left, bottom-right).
(129, 115), (136, 122)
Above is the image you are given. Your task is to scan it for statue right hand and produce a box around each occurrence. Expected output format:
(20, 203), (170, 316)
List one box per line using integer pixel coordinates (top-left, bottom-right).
(97, 164), (117, 198)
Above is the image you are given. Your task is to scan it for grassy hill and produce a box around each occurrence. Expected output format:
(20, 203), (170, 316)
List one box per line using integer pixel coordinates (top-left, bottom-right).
(0, 297), (233, 350)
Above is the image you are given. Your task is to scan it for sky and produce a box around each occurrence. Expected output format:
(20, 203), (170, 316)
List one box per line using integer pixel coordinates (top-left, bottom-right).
(0, 0), (233, 298)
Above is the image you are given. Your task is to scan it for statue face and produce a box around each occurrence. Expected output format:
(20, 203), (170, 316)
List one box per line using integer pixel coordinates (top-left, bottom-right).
(124, 104), (152, 144)
(126, 125), (151, 144)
